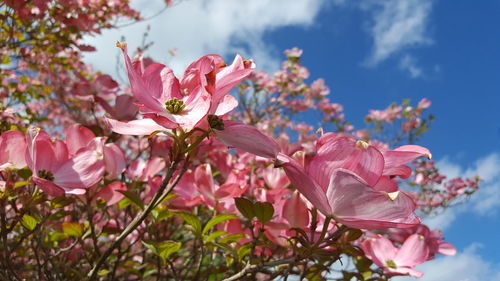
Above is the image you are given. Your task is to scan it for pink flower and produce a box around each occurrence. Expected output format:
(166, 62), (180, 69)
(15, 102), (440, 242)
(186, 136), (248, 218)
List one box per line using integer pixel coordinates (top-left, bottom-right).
(25, 127), (105, 196)
(108, 46), (279, 159)
(194, 164), (245, 210)
(0, 130), (27, 171)
(276, 135), (420, 229)
(95, 182), (127, 206)
(386, 224), (456, 259)
(116, 43), (211, 129)
(65, 124), (125, 179)
(360, 233), (429, 277)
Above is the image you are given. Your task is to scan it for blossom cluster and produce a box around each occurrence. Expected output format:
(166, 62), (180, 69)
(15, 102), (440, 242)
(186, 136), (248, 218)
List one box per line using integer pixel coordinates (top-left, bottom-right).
(0, 6), (479, 278)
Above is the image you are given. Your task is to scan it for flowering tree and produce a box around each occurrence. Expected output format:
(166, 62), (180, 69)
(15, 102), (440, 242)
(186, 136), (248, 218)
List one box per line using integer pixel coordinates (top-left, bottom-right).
(0, 1), (480, 280)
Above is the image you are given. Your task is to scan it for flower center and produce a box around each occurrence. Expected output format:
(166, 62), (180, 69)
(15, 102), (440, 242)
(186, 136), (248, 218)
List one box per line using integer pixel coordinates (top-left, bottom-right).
(356, 140), (369, 149)
(385, 259), (397, 269)
(208, 114), (224, 130)
(165, 98), (185, 114)
(38, 170), (55, 181)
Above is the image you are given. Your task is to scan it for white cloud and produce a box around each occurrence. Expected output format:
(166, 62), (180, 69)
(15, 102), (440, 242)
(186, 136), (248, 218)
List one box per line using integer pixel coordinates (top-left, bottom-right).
(399, 54), (423, 78)
(362, 0), (433, 66)
(396, 244), (500, 281)
(83, 0), (326, 77)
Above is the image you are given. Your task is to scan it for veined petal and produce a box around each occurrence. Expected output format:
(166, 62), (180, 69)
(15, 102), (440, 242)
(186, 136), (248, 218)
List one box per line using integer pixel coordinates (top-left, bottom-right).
(142, 63), (181, 101)
(103, 143), (126, 179)
(194, 164), (215, 200)
(106, 117), (170, 135)
(360, 235), (398, 267)
(54, 146), (105, 189)
(0, 130), (27, 170)
(283, 192), (309, 228)
(309, 136), (384, 188)
(118, 44), (164, 113)
(277, 153), (331, 216)
(438, 241), (457, 256)
(395, 233), (429, 267)
(327, 169), (420, 229)
(32, 176), (65, 197)
(95, 181), (127, 206)
(213, 94), (239, 116)
(383, 145), (431, 171)
(214, 120), (280, 159)
(65, 124), (95, 155)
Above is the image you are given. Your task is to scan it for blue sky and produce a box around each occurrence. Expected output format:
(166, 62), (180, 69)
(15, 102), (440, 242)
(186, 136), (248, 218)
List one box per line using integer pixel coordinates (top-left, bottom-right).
(84, 0), (500, 279)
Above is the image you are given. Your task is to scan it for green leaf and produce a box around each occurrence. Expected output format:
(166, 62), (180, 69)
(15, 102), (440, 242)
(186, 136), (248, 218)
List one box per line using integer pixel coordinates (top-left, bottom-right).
(50, 196), (74, 208)
(21, 214), (37, 231)
(152, 209), (172, 222)
(344, 228), (363, 242)
(97, 269), (110, 276)
(354, 256), (373, 272)
(237, 243), (253, 261)
(48, 230), (68, 242)
(117, 190), (144, 209)
(62, 222), (84, 237)
(173, 212), (202, 235)
(143, 241), (181, 261)
(142, 241), (158, 255)
(219, 233), (246, 244)
(234, 197), (255, 220)
(204, 230), (227, 243)
(158, 241), (182, 260)
(254, 202), (274, 223)
(13, 181), (30, 189)
(202, 214), (237, 235)
(117, 198), (132, 209)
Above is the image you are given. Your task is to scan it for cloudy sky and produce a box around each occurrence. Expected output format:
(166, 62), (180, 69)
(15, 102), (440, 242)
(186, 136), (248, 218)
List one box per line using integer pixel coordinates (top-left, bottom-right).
(83, 0), (500, 279)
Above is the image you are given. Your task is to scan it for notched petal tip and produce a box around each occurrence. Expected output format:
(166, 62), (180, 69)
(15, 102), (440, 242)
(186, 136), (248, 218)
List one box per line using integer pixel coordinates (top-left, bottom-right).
(116, 41), (126, 50)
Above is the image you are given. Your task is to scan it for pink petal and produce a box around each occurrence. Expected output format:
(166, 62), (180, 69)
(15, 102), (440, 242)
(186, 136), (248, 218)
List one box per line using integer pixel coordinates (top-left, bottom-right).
(0, 130), (27, 170)
(118, 44), (164, 113)
(96, 181), (127, 206)
(214, 120), (280, 159)
(65, 124), (95, 155)
(438, 241), (457, 256)
(373, 176), (398, 192)
(361, 235), (398, 267)
(327, 169), (420, 229)
(106, 117), (170, 135)
(283, 192), (309, 228)
(114, 94), (138, 120)
(395, 233), (429, 267)
(383, 165), (412, 179)
(103, 143), (126, 179)
(214, 55), (254, 99)
(214, 183), (244, 199)
(54, 145), (105, 189)
(194, 164), (215, 200)
(309, 136), (384, 188)
(213, 94), (238, 116)
(277, 153), (332, 216)
(142, 62), (181, 101)
(383, 145), (431, 173)
(32, 176), (65, 197)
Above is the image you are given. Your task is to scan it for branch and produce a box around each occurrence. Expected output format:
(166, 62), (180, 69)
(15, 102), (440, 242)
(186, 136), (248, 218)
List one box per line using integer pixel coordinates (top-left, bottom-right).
(222, 257), (301, 281)
(87, 158), (185, 280)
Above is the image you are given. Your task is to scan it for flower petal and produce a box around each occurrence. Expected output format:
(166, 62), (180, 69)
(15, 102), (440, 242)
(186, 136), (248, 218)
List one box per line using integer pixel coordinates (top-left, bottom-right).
(327, 169), (420, 229)
(106, 117), (170, 135)
(214, 120), (280, 159)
